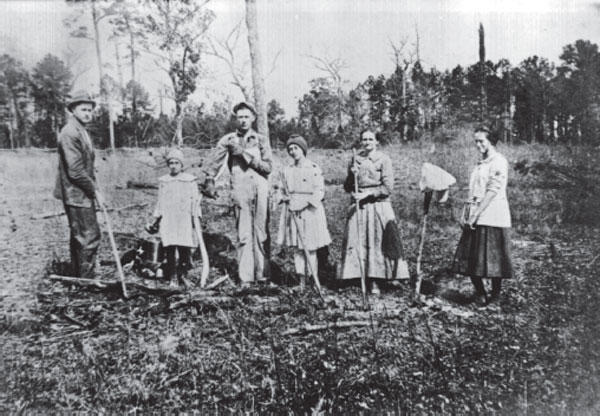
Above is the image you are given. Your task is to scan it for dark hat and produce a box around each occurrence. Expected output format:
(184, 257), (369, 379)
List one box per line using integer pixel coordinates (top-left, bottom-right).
(67, 90), (96, 112)
(232, 101), (256, 116)
(286, 134), (308, 156)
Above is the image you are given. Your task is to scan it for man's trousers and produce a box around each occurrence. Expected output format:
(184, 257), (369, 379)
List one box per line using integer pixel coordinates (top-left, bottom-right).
(64, 204), (101, 279)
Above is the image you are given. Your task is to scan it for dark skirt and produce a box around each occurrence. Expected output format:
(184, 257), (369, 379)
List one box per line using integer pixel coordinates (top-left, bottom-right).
(451, 225), (514, 279)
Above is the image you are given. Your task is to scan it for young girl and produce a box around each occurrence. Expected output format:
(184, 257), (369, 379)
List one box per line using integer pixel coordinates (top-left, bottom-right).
(147, 149), (200, 287)
(277, 135), (331, 283)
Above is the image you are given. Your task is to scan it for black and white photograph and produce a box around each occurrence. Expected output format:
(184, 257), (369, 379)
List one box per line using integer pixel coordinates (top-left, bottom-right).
(1, 0), (600, 412)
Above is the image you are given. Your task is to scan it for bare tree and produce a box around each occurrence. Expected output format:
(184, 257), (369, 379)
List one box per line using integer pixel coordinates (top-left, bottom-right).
(307, 51), (349, 132)
(62, 45), (91, 89)
(140, 0), (214, 146)
(207, 18), (282, 105)
(64, 0), (119, 150)
(109, 0), (146, 84)
(207, 19), (252, 102)
(388, 36), (422, 139)
(479, 22), (487, 121)
(245, 0), (269, 136)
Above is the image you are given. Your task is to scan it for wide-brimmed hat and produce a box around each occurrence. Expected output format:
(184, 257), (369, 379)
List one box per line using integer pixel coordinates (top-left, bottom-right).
(166, 148), (184, 166)
(67, 90), (96, 112)
(232, 101), (256, 116)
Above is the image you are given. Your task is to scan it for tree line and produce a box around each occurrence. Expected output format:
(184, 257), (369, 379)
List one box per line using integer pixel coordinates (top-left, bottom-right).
(292, 38), (600, 148)
(1, 0), (599, 149)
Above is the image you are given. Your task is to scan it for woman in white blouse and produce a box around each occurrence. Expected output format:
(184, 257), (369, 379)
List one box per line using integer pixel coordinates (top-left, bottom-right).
(452, 125), (514, 306)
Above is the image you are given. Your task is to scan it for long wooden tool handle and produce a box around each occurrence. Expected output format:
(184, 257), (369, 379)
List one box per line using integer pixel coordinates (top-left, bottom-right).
(353, 149), (368, 309)
(192, 203), (210, 288)
(415, 213), (428, 297)
(290, 210), (324, 300)
(100, 204), (128, 298)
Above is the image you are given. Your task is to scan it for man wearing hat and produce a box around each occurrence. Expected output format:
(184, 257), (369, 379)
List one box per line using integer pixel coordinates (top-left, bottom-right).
(54, 90), (105, 279)
(203, 101), (273, 285)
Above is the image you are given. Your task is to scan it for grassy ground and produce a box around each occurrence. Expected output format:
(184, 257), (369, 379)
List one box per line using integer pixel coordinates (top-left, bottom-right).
(1, 129), (600, 413)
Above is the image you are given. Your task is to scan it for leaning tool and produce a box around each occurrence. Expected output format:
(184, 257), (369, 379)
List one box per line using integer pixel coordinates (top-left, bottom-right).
(193, 197), (210, 288)
(415, 163), (456, 298)
(352, 148), (368, 310)
(98, 198), (129, 298)
(279, 170), (325, 301)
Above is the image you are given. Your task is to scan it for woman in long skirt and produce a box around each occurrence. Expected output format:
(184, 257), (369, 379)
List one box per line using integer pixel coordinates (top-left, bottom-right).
(452, 125), (514, 306)
(338, 129), (409, 294)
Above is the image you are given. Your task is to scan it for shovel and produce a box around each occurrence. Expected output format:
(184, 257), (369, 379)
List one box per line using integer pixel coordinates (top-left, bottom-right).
(415, 163), (456, 299)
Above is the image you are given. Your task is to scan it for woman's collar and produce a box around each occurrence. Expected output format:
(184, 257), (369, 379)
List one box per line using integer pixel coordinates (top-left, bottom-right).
(360, 149), (382, 161)
(480, 147), (499, 163)
(291, 157), (310, 167)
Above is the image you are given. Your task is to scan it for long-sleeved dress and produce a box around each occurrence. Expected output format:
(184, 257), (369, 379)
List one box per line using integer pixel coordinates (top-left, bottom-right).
(338, 150), (409, 280)
(277, 159), (331, 251)
(153, 172), (200, 248)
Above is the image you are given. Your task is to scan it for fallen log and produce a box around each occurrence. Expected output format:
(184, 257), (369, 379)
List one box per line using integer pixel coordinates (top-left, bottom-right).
(32, 203), (148, 220)
(48, 274), (183, 297)
(282, 320), (374, 336)
(328, 308), (407, 321)
(168, 295), (240, 311)
(48, 274), (116, 289)
(126, 180), (158, 189)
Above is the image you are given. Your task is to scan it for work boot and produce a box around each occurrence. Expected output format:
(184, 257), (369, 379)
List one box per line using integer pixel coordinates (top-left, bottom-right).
(472, 293), (488, 307)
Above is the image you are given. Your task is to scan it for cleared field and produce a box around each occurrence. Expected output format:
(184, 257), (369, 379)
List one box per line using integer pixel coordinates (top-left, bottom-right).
(1, 134), (600, 413)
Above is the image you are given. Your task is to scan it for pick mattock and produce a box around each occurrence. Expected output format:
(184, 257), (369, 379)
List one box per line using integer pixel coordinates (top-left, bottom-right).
(352, 148), (368, 310)
(99, 200), (129, 298)
(415, 163), (456, 299)
(279, 171), (324, 301)
(197, 152), (231, 288)
(193, 196), (210, 288)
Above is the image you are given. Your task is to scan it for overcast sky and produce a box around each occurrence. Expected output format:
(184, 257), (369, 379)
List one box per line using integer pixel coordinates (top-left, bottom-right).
(1, 0), (599, 116)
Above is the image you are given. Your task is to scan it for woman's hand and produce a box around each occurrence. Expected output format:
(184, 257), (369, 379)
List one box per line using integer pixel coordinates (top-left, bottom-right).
(145, 217), (161, 234)
(466, 211), (479, 229)
(289, 199), (308, 212)
(351, 191), (371, 202)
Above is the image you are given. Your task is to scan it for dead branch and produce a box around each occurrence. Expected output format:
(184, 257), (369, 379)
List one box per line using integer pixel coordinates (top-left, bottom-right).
(331, 308), (407, 321)
(48, 274), (184, 297)
(282, 320), (374, 336)
(588, 253), (600, 268)
(168, 294), (240, 311)
(32, 203), (148, 220)
(306, 53), (348, 84)
(205, 274), (231, 289)
(206, 19), (252, 101)
(48, 274), (118, 289)
(126, 180), (158, 189)
(265, 48), (282, 79)
(388, 36), (409, 68)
